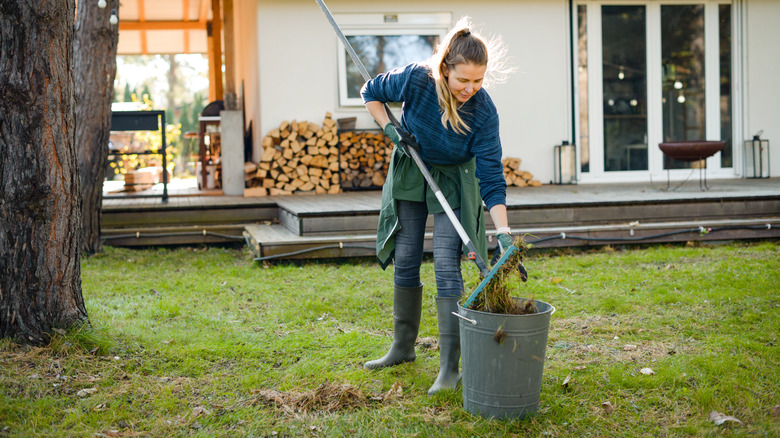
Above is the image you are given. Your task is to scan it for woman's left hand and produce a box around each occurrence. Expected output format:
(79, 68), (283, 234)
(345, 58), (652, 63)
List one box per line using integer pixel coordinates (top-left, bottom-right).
(492, 233), (528, 281)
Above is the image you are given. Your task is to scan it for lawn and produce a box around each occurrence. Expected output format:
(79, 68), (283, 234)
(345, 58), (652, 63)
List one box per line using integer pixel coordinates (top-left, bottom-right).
(1, 241), (778, 437)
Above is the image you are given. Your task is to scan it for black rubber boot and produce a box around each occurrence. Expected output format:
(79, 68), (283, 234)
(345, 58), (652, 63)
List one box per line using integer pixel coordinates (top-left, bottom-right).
(427, 296), (461, 395)
(364, 284), (423, 370)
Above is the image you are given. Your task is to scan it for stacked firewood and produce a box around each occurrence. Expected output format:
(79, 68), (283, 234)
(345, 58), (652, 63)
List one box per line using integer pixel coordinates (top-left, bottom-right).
(503, 157), (542, 187)
(244, 113), (341, 196)
(244, 114), (541, 196)
(339, 130), (393, 189)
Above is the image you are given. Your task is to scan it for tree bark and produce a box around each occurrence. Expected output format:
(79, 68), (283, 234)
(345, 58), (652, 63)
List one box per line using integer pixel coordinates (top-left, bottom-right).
(0, 1), (88, 344)
(74, 0), (119, 254)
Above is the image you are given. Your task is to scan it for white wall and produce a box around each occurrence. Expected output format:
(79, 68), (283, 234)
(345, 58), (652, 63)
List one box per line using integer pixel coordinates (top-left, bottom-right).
(744, 0), (780, 177)
(254, 0), (571, 182)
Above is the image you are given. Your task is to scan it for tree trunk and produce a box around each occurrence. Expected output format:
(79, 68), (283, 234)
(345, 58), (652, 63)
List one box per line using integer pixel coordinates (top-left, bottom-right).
(74, 0), (119, 254)
(0, 1), (88, 344)
(166, 53), (177, 121)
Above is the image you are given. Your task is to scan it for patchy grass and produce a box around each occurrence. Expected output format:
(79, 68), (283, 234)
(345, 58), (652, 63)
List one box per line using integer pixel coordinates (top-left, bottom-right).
(0, 241), (778, 437)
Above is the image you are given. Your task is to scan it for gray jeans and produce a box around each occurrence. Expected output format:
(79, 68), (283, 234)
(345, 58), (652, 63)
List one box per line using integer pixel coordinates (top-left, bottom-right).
(393, 200), (464, 298)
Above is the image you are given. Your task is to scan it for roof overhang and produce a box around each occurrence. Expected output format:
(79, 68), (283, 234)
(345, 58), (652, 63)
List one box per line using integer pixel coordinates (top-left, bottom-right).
(117, 0), (212, 55)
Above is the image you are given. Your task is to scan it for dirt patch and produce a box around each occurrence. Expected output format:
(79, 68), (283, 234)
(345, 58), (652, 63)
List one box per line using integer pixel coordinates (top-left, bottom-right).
(251, 381), (384, 414)
(416, 337), (438, 350)
(552, 315), (700, 365)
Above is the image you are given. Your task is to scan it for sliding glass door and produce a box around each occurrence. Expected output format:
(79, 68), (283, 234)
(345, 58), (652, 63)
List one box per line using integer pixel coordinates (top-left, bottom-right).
(575, 1), (736, 182)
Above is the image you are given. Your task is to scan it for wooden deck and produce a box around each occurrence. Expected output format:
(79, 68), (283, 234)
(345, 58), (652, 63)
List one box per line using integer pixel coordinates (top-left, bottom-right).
(101, 178), (780, 259)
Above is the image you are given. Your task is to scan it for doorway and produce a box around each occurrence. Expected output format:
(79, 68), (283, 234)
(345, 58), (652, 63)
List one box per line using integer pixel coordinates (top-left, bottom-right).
(575, 1), (737, 183)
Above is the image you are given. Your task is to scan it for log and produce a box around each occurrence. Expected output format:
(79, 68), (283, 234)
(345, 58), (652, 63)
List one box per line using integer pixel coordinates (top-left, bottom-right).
(501, 156), (540, 188)
(244, 187), (268, 197)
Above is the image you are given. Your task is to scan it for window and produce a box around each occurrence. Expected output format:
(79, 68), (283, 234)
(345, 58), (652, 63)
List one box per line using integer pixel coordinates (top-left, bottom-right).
(335, 13), (451, 106)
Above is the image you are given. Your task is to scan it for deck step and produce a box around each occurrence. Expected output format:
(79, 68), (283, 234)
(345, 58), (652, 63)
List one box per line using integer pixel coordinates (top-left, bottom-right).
(507, 196), (780, 228)
(245, 217), (780, 260)
(244, 223), (386, 260)
(275, 191), (383, 236)
(103, 224), (247, 247)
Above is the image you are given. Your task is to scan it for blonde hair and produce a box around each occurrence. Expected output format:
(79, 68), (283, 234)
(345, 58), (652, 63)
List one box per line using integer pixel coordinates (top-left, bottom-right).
(428, 17), (514, 134)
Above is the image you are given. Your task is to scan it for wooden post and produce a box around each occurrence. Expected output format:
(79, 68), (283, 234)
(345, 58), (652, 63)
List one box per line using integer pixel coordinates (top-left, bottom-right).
(223, 0), (236, 110)
(208, 0), (224, 102)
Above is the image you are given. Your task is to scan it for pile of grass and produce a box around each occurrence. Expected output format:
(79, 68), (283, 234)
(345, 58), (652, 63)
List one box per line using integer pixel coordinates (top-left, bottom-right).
(466, 235), (537, 315)
(252, 381), (374, 414)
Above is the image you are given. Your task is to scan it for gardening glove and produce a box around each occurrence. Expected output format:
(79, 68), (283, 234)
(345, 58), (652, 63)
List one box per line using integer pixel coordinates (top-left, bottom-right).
(493, 232), (529, 282)
(383, 122), (401, 146)
(383, 122), (417, 157)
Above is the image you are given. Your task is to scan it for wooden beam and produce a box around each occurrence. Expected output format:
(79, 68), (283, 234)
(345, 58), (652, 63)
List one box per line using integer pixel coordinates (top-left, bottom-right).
(207, 23), (216, 101)
(199, 0), (209, 24)
(119, 21), (207, 31)
(183, 0), (190, 53)
(210, 0), (223, 101)
(138, 0), (147, 55)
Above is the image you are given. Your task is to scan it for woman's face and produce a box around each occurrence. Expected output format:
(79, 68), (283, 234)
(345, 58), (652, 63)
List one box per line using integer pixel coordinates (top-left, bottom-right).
(444, 62), (487, 104)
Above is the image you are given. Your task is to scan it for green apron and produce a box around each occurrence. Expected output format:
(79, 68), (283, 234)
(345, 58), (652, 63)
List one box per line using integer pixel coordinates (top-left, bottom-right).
(376, 148), (488, 269)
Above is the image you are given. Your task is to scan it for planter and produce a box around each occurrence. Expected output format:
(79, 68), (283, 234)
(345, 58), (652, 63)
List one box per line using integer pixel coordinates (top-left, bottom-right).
(457, 298), (555, 420)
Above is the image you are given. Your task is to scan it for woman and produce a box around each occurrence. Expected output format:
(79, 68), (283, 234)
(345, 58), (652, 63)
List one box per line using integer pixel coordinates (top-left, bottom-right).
(360, 18), (516, 395)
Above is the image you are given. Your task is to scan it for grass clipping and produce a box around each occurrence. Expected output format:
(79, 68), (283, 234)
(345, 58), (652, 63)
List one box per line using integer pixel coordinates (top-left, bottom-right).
(466, 235), (536, 315)
(252, 381), (377, 414)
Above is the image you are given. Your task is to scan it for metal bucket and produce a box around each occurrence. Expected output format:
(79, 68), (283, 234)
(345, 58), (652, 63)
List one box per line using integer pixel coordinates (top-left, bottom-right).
(457, 298), (554, 420)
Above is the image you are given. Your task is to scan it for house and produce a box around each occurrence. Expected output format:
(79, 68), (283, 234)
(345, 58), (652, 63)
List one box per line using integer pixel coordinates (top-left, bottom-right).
(118, 0), (779, 190)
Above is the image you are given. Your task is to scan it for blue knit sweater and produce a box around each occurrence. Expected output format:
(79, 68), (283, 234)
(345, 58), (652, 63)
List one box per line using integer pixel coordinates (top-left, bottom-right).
(361, 62), (507, 210)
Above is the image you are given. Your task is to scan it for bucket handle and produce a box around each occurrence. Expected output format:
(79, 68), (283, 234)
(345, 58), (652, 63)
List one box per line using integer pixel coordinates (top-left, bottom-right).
(453, 306), (556, 323)
(452, 312), (478, 325)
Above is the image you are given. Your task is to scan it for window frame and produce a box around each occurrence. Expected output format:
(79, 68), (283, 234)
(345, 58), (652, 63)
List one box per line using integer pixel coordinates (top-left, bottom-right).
(334, 13), (452, 107)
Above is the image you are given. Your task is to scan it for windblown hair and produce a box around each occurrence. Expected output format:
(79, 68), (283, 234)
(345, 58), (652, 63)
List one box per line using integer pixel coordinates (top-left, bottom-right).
(427, 17), (514, 135)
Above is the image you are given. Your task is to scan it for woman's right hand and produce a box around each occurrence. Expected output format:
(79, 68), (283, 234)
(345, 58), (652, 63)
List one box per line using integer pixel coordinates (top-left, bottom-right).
(383, 122), (401, 146)
(384, 123), (417, 157)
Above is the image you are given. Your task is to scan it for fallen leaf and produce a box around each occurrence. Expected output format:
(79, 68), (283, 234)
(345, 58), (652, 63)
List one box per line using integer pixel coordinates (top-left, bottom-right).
(665, 264), (675, 270)
(76, 387), (98, 397)
(562, 374), (572, 389)
(550, 277), (563, 284)
(709, 410), (743, 426)
(639, 367), (655, 375)
(602, 401), (614, 414)
(772, 405), (780, 417)
(574, 365), (586, 370)
(383, 381), (403, 400)
(192, 406), (211, 417)
(623, 344), (637, 351)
